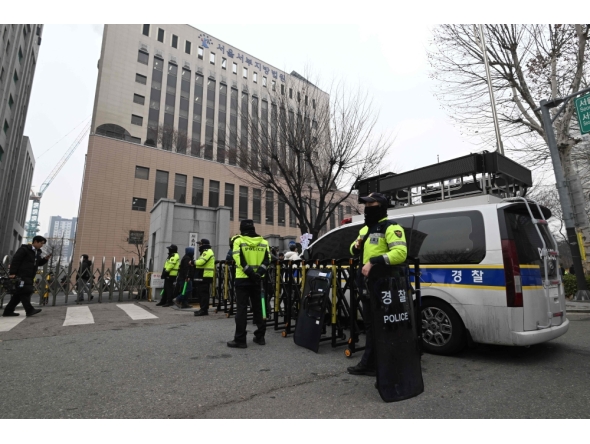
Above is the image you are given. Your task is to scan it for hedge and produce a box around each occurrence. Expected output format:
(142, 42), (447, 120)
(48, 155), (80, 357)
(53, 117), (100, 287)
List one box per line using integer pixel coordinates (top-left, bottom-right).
(561, 274), (590, 297)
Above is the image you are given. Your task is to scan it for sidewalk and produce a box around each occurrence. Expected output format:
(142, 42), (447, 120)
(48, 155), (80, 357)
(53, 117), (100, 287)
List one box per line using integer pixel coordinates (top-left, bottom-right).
(566, 300), (590, 313)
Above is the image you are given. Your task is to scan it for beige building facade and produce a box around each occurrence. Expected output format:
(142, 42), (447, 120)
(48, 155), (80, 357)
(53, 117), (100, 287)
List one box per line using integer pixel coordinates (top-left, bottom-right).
(75, 24), (353, 262)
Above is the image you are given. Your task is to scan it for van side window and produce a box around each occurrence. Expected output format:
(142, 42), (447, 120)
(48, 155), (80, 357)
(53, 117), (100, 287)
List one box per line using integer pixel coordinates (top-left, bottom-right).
(310, 225), (359, 260)
(414, 211), (485, 264)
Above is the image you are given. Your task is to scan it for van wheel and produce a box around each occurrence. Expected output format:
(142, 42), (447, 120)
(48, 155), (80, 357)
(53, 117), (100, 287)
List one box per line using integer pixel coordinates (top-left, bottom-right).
(421, 299), (466, 355)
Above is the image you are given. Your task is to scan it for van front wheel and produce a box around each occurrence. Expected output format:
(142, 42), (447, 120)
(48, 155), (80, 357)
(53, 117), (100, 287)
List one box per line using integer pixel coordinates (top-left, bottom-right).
(421, 299), (466, 355)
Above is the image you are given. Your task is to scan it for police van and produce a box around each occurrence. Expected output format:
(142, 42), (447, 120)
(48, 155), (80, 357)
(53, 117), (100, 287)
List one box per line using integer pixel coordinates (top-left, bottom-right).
(303, 152), (569, 355)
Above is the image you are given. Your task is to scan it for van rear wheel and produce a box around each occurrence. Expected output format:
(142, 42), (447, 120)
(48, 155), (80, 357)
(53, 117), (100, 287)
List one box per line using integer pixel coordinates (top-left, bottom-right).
(421, 299), (466, 355)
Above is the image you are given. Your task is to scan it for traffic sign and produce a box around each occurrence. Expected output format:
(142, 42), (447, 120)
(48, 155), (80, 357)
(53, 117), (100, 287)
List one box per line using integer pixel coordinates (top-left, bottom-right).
(574, 93), (590, 134)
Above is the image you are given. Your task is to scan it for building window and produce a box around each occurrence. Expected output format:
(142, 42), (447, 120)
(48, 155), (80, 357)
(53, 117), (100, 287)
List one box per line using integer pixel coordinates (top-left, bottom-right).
(154, 170), (169, 203)
(0, 67), (4, 82)
(3, 120), (9, 135)
(209, 52), (215, 65)
(253, 72), (258, 83)
(281, 84), (285, 95)
(131, 114), (143, 126)
(228, 87), (238, 166)
(272, 80), (276, 91)
(168, 34), (177, 48)
(8, 95), (14, 109)
(18, 47), (23, 63)
(278, 196), (286, 227)
(133, 93), (145, 105)
(225, 183), (234, 221)
(132, 197), (147, 211)
(142, 24), (150, 36)
(198, 46), (203, 59)
(312, 99), (316, 109)
(204, 78), (215, 160)
(217, 83), (227, 163)
(289, 196), (296, 227)
(262, 76), (267, 87)
(135, 166), (149, 180)
(135, 73), (147, 85)
(253, 189), (261, 223)
(305, 95), (308, 106)
(185, 40), (191, 54)
(221, 57), (227, 70)
(13, 70), (18, 83)
(191, 73), (204, 157)
(239, 186), (248, 220)
(289, 88), (293, 99)
(232, 62), (237, 74)
(265, 191), (274, 225)
(129, 231), (144, 245)
(346, 205), (351, 215)
(209, 180), (220, 207)
(174, 174), (187, 204)
(0, 144), (3, 163)
(137, 50), (149, 65)
(192, 177), (204, 206)
(297, 91), (301, 102)
(157, 28), (164, 43)
(243, 67), (248, 79)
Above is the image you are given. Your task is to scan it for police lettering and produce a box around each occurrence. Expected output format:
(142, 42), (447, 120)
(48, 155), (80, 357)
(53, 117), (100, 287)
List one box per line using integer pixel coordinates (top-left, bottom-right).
(384, 312), (409, 323)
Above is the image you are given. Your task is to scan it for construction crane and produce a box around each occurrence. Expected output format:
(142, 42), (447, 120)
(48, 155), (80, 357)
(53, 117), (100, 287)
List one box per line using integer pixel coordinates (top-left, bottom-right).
(25, 122), (91, 242)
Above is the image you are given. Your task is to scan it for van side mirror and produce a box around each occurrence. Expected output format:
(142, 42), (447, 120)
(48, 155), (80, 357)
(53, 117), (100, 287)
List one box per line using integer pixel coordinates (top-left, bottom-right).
(303, 249), (310, 261)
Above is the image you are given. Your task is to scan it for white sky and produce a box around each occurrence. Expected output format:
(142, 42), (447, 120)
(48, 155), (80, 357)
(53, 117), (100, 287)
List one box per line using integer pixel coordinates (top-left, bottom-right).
(6, 1), (569, 237)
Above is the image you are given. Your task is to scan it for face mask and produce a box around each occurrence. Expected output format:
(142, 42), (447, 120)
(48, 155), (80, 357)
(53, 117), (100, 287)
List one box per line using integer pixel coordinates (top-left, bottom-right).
(364, 205), (387, 226)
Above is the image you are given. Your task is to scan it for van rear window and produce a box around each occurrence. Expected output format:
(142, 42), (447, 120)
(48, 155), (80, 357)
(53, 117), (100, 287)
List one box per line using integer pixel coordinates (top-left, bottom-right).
(414, 211), (485, 264)
(504, 209), (557, 278)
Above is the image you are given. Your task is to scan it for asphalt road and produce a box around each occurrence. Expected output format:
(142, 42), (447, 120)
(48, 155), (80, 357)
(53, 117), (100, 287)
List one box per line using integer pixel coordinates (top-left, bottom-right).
(1, 301), (589, 418)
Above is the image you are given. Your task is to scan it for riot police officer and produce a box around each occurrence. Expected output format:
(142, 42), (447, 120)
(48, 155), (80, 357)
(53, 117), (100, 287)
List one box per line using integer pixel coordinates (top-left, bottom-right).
(156, 244), (180, 307)
(193, 239), (215, 316)
(227, 219), (271, 348)
(347, 192), (407, 376)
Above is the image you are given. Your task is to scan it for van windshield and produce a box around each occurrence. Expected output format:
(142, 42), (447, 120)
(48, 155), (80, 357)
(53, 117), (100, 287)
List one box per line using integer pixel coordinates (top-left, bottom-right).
(504, 208), (558, 279)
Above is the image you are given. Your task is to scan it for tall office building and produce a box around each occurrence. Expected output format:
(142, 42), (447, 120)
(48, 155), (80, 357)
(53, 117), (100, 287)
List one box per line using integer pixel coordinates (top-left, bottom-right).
(48, 216), (77, 264)
(75, 24), (352, 260)
(0, 24), (42, 256)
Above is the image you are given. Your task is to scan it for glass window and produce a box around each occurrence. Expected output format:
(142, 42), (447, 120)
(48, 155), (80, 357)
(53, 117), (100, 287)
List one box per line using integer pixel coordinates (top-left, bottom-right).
(297, 91), (301, 102)
(0, 68), (4, 82)
(171, 34), (178, 48)
(308, 225), (359, 261)
(198, 46), (203, 59)
(132, 197), (147, 211)
(232, 62), (237, 74)
(243, 67), (248, 79)
(174, 174), (187, 204)
(18, 47), (23, 63)
(312, 99), (316, 109)
(225, 183), (234, 221)
(253, 72), (258, 83)
(4, 120), (9, 134)
(346, 205), (351, 214)
(289, 88), (293, 99)
(142, 24), (150, 36)
(135, 73), (147, 85)
(8, 95), (14, 109)
(209, 180), (220, 207)
(185, 40), (191, 54)
(239, 186), (248, 220)
(154, 170), (169, 203)
(157, 28), (164, 43)
(192, 177), (204, 206)
(289, 196), (296, 227)
(129, 231), (144, 245)
(278, 196), (286, 226)
(131, 114), (143, 126)
(281, 84), (285, 95)
(192, 73), (204, 157)
(133, 93), (145, 105)
(262, 76), (267, 87)
(13, 70), (18, 83)
(222, 57), (227, 69)
(253, 189), (261, 223)
(138, 50), (149, 65)
(413, 211), (485, 264)
(271, 80), (276, 91)
(0, 144), (3, 163)
(209, 52), (215, 64)
(135, 166), (149, 180)
(265, 191), (274, 225)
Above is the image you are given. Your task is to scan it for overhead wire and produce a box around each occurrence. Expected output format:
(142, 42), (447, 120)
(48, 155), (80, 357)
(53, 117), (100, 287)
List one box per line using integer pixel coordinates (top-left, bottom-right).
(36, 115), (91, 159)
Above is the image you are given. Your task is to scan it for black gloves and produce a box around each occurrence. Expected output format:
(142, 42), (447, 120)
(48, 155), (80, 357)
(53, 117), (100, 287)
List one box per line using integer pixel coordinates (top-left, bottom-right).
(252, 273), (262, 283)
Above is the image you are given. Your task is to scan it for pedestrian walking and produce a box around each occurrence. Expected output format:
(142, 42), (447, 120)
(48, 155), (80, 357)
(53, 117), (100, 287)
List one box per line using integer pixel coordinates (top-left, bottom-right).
(227, 219), (271, 348)
(174, 247), (195, 309)
(156, 244), (180, 307)
(347, 192), (407, 377)
(76, 254), (94, 303)
(2, 236), (51, 317)
(193, 239), (215, 316)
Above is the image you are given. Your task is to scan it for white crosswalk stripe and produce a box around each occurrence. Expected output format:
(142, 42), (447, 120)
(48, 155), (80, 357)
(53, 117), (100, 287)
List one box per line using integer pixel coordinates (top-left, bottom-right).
(63, 306), (94, 326)
(0, 311), (27, 332)
(117, 304), (158, 320)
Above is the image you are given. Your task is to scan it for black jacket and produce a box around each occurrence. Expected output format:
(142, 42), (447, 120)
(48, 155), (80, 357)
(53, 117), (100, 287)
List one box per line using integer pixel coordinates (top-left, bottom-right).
(9, 244), (49, 284)
(76, 259), (93, 281)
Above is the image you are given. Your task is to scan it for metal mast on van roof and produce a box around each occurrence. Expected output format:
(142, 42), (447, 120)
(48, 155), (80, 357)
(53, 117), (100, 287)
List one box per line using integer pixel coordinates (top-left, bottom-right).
(353, 151), (531, 206)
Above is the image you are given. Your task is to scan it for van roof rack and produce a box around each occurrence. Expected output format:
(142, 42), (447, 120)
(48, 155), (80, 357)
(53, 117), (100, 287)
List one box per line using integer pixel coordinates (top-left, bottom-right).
(353, 151), (532, 206)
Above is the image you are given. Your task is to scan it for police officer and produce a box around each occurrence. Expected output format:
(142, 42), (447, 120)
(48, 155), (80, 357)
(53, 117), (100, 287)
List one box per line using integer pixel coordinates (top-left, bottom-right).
(347, 192), (407, 376)
(227, 219), (270, 348)
(193, 239), (215, 316)
(156, 244), (180, 307)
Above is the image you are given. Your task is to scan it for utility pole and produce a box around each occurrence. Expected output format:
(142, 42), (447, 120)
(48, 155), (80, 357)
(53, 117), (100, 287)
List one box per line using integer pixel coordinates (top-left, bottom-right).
(540, 90), (590, 301)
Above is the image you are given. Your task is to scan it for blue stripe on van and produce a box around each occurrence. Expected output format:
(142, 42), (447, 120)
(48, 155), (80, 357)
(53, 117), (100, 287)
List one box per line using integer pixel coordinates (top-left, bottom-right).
(409, 265), (542, 288)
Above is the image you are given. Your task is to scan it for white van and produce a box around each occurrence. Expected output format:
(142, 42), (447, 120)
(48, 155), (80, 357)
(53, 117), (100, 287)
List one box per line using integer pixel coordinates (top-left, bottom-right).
(303, 194), (569, 355)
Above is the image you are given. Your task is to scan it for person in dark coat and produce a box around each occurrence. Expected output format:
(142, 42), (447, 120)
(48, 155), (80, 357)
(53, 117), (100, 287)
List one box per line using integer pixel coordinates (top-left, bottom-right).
(2, 236), (51, 317)
(76, 254), (93, 303)
(174, 247), (195, 309)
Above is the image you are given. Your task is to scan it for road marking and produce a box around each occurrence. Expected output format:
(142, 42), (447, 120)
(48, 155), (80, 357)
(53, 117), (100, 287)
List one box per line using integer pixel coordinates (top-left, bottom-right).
(63, 306), (94, 326)
(117, 304), (158, 320)
(0, 311), (27, 332)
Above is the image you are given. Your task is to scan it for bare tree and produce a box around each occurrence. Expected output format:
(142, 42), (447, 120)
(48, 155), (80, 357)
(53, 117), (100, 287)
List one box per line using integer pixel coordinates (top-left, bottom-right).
(227, 71), (394, 239)
(429, 24), (590, 257)
(120, 228), (148, 266)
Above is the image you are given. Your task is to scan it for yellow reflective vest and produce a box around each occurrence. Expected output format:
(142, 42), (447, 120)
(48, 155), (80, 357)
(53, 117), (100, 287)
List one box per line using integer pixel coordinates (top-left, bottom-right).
(232, 235), (270, 280)
(164, 253), (180, 276)
(350, 217), (407, 265)
(195, 248), (215, 278)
